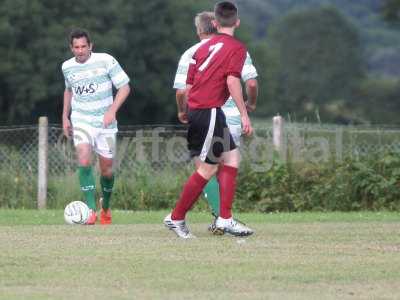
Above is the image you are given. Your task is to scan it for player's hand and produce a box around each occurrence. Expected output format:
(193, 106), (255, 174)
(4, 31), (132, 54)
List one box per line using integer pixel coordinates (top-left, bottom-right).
(178, 111), (188, 124)
(103, 110), (116, 128)
(241, 115), (253, 136)
(63, 118), (72, 138)
(245, 101), (256, 112)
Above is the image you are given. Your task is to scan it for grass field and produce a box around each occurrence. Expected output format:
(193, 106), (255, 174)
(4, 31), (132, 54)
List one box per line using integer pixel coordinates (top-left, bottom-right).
(0, 210), (399, 300)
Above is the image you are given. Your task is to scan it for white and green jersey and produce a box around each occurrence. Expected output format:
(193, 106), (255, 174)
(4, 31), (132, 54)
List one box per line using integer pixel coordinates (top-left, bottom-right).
(173, 39), (258, 126)
(62, 52), (130, 132)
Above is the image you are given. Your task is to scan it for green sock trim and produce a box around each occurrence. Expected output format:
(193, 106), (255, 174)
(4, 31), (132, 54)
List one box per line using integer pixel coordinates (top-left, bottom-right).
(100, 175), (114, 210)
(203, 176), (220, 216)
(78, 166), (96, 210)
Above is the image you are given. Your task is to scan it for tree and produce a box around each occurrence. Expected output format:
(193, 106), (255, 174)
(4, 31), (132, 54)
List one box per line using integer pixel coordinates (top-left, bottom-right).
(269, 6), (365, 122)
(382, 0), (400, 23)
(0, 0), (213, 125)
(352, 78), (400, 124)
(0, 0), (57, 123)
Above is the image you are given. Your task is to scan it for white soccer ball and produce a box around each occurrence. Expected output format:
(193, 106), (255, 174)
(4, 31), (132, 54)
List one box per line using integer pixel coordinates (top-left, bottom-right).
(64, 201), (90, 225)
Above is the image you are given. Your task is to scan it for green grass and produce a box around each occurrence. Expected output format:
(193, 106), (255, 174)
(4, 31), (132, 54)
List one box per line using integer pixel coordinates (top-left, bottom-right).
(0, 211), (399, 300)
(0, 210), (398, 225)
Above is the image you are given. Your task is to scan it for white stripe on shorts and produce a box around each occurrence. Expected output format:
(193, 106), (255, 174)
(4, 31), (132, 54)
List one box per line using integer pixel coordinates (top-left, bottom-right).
(199, 108), (216, 162)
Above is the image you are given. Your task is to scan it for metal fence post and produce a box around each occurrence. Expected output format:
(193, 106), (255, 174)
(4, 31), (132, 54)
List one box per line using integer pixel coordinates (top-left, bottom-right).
(37, 116), (48, 209)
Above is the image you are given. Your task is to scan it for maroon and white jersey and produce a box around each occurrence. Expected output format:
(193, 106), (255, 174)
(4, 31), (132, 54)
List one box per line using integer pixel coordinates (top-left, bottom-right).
(186, 33), (246, 109)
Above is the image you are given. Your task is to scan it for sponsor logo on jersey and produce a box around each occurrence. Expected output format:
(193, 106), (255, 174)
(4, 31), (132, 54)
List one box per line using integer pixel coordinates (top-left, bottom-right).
(74, 83), (98, 95)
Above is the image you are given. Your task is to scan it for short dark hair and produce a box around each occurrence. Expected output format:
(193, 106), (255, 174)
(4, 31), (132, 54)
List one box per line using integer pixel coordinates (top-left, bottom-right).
(69, 29), (91, 45)
(214, 1), (238, 27)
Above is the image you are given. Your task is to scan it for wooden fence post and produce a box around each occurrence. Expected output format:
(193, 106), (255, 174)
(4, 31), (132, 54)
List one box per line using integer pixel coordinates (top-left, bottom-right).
(37, 116), (48, 209)
(273, 115), (284, 159)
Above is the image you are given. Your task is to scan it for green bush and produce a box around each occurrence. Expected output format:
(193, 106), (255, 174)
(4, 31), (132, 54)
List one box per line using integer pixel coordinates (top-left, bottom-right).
(2, 152), (400, 211)
(0, 148), (37, 208)
(45, 162), (192, 210)
(235, 151), (400, 212)
(111, 162), (191, 210)
(0, 173), (36, 208)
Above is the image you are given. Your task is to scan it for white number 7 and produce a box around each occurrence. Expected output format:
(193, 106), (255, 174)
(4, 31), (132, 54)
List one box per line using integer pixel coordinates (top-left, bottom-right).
(199, 42), (223, 71)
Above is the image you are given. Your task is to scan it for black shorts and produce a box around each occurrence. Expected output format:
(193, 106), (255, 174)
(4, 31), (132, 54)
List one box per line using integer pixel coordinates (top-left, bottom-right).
(187, 107), (237, 164)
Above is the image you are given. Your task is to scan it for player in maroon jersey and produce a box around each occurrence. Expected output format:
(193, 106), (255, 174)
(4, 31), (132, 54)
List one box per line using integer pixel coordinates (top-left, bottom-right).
(164, 1), (254, 238)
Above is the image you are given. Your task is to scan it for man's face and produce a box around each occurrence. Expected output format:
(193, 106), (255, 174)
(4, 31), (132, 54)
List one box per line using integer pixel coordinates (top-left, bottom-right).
(70, 37), (92, 63)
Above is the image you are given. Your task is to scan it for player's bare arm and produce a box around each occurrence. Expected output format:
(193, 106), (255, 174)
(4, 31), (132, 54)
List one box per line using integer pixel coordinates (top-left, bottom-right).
(62, 88), (72, 137)
(103, 84), (130, 128)
(176, 84), (192, 124)
(176, 88), (188, 124)
(245, 78), (258, 112)
(227, 75), (253, 136)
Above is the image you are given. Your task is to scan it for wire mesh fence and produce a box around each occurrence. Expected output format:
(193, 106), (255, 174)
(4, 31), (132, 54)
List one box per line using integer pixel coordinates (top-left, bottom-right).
(1, 121), (400, 208)
(0, 125), (39, 179)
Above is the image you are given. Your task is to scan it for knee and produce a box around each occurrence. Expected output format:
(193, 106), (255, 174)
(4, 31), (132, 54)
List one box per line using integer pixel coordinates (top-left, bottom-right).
(224, 160), (240, 168)
(78, 158), (91, 167)
(197, 164), (218, 180)
(222, 150), (241, 168)
(100, 167), (113, 178)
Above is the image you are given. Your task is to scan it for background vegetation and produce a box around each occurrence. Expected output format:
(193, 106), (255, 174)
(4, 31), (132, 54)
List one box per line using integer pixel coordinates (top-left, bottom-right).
(2, 150), (400, 211)
(0, 0), (399, 125)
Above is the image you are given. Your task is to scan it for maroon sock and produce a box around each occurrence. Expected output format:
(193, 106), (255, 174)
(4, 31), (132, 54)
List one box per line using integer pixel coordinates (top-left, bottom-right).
(171, 171), (208, 220)
(217, 165), (238, 219)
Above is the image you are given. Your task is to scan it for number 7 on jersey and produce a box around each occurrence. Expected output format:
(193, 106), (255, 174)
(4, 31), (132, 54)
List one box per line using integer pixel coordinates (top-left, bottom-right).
(198, 42), (224, 71)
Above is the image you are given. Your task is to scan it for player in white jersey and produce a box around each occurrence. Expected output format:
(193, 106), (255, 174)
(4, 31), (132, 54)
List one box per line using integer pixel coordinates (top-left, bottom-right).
(172, 11), (258, 234)
(61, 29), (130, 225)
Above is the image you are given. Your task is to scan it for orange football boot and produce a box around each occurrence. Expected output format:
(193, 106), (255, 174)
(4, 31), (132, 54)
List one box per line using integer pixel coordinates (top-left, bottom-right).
(100, 208), (112, 225)
(86, 210), (97, 225)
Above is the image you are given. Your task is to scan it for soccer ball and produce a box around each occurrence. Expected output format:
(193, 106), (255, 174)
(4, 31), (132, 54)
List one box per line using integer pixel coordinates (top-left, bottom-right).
(64, 201), (90, 225)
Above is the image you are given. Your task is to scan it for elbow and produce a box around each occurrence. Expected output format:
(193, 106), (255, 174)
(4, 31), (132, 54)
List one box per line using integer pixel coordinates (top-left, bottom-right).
(226, 75), (240, 88)
(246, 79), (258, 90)
(176, 89), (186, 98)
(122, 84), (131, 96)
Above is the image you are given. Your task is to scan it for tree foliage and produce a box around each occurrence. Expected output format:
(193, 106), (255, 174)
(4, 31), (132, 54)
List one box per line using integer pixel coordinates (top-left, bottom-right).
(382, 0), (400, 23)
(0, 1), (399, 126)
(0, 0), (212, 125)
(269, 6), (365, 122)
(352, 78), (400, 124)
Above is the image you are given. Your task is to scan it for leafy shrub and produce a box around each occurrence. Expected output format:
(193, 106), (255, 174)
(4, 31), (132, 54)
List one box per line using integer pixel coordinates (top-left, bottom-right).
(2, 151), (400, 211)
(235, 151), (400, 212)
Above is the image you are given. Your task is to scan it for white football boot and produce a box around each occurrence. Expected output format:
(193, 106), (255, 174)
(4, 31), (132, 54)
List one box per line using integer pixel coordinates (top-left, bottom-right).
(215, 217), (254, 236)
(164, 213), (196, 239)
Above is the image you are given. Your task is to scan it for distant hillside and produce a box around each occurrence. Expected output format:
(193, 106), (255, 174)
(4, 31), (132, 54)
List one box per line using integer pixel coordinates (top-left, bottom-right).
(235, 0), (400, 77)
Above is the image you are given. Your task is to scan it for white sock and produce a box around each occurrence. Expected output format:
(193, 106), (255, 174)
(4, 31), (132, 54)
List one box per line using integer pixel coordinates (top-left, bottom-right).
(217, 217), (233, 227)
